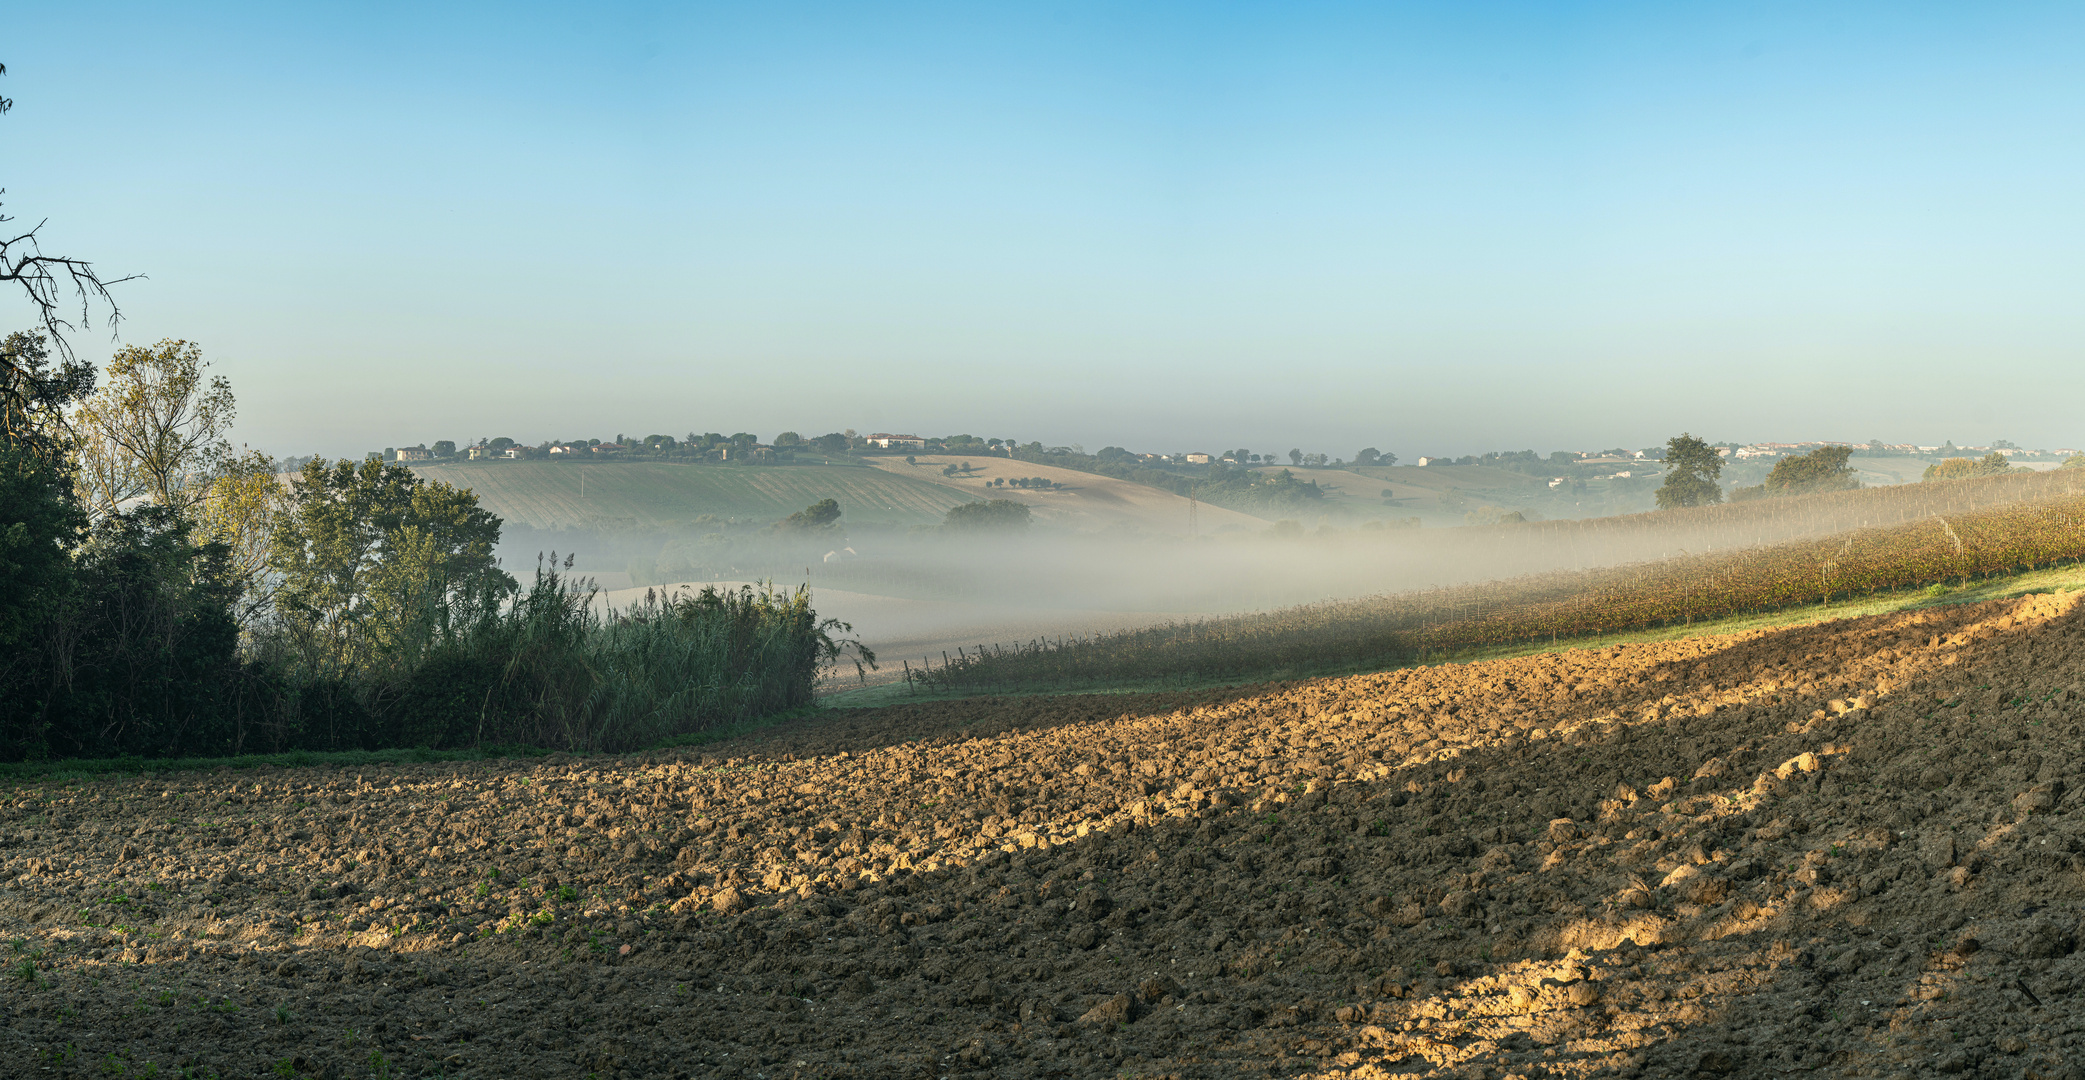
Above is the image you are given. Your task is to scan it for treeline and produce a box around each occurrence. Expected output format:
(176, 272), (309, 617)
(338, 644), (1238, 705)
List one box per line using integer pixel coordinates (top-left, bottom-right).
(0, 334), (865, 762)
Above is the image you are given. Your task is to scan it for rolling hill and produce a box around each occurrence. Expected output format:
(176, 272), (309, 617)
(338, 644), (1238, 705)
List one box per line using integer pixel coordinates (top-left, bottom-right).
(411, 460), (977, 529)
(860, 454), (1269, 534)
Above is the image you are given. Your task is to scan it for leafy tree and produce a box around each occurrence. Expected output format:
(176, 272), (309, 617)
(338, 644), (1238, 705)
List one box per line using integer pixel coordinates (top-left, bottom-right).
(269, 458), (513, 675)
(488, 436), (515, 451)
(1355, 448), (1380, 466)
(1, 331), (93, 473)
(71, 339), (234, 521)
(1654, 433), (1723, 509)
(2063, 453), (2085, 470)
(1924, 452), (2013, 482)
(0, 438), (79, 650)
(779, 498), (841, 531)
(0, 331), (90, 653)
(942, 499), (1032, 533)
(774, 431), (803, 447)
(811, 432), (850, 454)
(432, 440), (456, 458)
(1762, 444), (1860, 496)
(38, 505), (240, 759)
(1288, 448), (1303, 466)
(191, 449), (286, 624)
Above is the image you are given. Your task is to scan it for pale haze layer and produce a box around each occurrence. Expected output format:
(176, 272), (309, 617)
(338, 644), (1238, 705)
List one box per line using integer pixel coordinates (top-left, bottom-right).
(7, 1), (2082, 458)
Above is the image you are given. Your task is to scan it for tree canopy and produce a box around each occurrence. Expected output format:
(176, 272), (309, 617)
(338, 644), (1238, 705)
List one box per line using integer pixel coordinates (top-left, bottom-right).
(1924, 452), (2014, 482)
(269, 457), (513, 675)
(942, 499), (1032, 532)
(779, 497), (841, 531)
(1654, 433), (1723, 509)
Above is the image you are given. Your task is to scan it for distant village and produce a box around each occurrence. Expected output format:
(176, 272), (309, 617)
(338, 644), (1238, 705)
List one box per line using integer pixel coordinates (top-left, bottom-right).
(375, 433), (2083, 477)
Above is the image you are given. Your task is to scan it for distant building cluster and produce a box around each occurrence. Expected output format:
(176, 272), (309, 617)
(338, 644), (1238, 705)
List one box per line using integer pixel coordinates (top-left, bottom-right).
(1728, 440), (2082, 464)
(370, 432), (2083, 486)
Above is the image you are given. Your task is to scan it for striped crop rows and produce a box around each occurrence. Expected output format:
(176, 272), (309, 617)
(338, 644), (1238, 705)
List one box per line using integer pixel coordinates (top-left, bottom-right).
(914, 485), (2085, 691)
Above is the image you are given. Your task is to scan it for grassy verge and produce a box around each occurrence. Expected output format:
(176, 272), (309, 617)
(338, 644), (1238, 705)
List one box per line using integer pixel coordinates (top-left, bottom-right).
(0, 705), (829, 784)
(818, 561), (2085, 708)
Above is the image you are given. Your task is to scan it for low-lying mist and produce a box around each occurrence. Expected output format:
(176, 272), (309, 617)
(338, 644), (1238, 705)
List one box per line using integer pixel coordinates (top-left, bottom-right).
(497, 469), (2085, 671)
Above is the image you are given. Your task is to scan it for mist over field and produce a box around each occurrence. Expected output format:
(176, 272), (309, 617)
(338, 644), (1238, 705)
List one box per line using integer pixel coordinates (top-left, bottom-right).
(499, 466), (2085, 675)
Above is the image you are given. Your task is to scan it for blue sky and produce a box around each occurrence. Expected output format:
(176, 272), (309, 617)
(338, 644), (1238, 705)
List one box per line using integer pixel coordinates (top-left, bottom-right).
(6, 2), (2081, 458)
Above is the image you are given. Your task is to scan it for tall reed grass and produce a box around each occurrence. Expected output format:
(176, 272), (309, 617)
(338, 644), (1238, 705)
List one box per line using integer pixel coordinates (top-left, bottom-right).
(236, 562), (873, 755)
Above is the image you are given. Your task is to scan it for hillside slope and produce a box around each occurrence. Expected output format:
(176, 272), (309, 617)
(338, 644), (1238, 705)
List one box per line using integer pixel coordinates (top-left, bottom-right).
(412, 460), (976, 528)
(862, 454), (1270, 534)
(4, 591), (2084, 1076)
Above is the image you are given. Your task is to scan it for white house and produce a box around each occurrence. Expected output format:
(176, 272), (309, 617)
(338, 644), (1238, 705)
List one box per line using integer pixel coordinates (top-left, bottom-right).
(866, 433), (926, 450)
(1184, 452), (1212, 464)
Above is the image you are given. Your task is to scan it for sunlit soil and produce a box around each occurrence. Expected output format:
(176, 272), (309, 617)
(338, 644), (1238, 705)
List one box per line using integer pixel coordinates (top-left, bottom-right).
(2, 591), (2082, 1077)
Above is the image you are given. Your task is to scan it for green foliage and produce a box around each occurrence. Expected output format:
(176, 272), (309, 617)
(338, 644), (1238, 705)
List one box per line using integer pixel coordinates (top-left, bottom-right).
(71, 339), (235, 520)
(0, 439), (80, 649)
(2063, 453), (2085, 470)
(268, 457), (513, 678)
(0, 338), (856, 761)
(1764, 445), (1860, 496)
(1733, 445), (1862, 502)
(353, 564), (871, 753)
(25, 507), (241, 760)
(1925, 452), (2013, 482)
(778, 498), (841, 531)
(1655, 433), (1723, 509)
(942, 499), (1032, 532)
(1, 331), (95, 475)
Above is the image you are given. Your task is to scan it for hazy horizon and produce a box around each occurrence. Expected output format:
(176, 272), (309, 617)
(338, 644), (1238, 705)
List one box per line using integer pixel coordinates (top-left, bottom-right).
(8, 2), (2083, 457)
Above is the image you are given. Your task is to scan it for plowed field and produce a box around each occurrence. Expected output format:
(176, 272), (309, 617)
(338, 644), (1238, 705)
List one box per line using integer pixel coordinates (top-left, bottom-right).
(4, 592), (2085, 1078)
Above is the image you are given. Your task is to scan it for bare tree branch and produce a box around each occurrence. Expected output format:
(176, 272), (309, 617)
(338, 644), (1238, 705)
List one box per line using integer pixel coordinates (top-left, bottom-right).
(1, 216), (143, 363)
(0, 59), (142, 434)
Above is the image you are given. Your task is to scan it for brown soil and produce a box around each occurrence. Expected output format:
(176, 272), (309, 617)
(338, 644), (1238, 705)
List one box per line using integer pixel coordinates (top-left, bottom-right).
(4, 592), (2085, 1079)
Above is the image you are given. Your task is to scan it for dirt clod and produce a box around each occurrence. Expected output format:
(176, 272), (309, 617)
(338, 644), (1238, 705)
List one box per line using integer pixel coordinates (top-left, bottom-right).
(4, 588), (2085, 1076)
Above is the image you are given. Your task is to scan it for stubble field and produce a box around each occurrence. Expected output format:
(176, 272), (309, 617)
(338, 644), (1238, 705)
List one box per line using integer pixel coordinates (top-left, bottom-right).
(2, 591), (2083, 1078)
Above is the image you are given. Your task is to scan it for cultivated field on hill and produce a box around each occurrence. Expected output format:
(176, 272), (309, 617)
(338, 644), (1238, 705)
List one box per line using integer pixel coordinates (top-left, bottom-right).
(411, 461), (977, 529)
(3, 590), (2083, 1077)
(861, 455), (1270, 535)
(1303, 464), (1554, 522)
(918, 478), (2085, 691)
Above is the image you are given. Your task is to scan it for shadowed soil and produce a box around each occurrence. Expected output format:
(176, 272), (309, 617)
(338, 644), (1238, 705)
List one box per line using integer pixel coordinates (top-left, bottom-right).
(3, 592), (2084, 1078)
